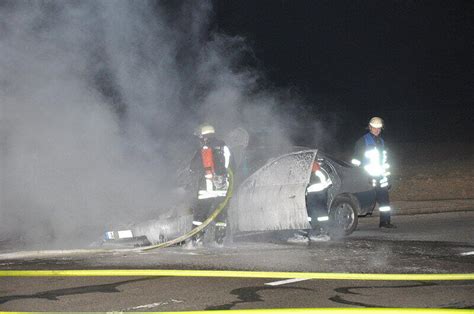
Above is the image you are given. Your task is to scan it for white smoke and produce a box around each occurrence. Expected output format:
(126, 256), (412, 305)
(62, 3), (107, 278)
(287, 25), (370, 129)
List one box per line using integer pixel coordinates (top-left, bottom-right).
(0, 1), (303, 249)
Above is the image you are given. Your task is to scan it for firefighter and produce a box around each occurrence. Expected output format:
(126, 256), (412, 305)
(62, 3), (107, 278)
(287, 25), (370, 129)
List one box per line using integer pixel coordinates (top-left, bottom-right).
(289, 159), (333, 243)
(189, 123), (232, 245)
(305, 160), (333, 241)
(351, 117), (396, 228)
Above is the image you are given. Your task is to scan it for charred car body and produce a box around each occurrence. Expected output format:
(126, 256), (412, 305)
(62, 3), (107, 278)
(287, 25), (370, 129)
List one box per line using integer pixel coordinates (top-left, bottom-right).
(229, 149), (376, 237)
(102, 141), (377, 247)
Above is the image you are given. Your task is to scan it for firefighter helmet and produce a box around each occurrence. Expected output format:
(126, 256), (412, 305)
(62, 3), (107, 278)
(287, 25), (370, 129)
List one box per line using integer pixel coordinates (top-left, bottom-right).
(369, 117), (384, 129)
(197, 123), (215, 136)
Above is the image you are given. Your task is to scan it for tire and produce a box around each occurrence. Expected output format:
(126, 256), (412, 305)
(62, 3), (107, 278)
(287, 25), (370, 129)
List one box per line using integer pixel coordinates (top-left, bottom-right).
(329, 194), (359, 236)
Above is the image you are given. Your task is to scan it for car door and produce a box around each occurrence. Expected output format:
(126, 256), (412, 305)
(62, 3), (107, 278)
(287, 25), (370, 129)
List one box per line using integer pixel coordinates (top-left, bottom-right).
(231, 150), (316, 232)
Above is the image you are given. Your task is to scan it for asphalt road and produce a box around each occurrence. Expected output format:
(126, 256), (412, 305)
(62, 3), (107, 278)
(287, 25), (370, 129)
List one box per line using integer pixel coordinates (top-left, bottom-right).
(0, 211), (473, 311)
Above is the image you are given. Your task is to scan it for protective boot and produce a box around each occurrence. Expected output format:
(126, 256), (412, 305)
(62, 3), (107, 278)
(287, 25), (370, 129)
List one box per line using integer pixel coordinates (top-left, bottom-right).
(214, 221), (227, 245)
(309, 227), (331, 242)
(379, 222), (397, 228)
(192, 231), (204, 247)
(379, 212), (396, 228)
(287, 230), (309, 244)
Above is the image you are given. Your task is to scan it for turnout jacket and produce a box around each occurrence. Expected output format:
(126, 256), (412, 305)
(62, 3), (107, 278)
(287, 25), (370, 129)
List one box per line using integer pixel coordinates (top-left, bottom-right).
(190, 136), (232, 198)
(352, 132), (390, 179)
(190, 137), (230, 176)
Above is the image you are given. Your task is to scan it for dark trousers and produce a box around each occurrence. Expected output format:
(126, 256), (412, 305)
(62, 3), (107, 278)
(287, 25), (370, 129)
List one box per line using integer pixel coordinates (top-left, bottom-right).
(306, 191), (329, 231)
(375, 186), (391, 224)
(193, 196), (227, 225)
(192, 196), (228, 245)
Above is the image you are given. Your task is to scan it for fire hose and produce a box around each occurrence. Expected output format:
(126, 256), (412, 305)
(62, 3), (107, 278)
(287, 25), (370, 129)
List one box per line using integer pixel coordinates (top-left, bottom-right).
(0, 170), (234, 258)
(140, 168), (234, 251)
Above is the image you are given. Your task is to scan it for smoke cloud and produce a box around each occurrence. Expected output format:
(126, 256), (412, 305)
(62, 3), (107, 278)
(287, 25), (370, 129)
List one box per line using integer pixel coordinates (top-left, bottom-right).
(0, 1), (318, 249)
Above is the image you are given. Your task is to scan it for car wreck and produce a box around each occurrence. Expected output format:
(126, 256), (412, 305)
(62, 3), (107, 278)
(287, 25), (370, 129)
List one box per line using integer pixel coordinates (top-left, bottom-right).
(101, 145), (377, 247)
(229, 149), (377, 238)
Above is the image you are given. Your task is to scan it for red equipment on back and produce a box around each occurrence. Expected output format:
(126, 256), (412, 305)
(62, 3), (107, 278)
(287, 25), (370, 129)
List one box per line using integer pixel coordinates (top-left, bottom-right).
(201, 146), (215, 178)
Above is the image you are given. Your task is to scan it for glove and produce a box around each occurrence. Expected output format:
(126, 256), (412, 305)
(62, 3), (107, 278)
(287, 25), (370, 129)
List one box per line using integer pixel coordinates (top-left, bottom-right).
(213, 175), (228, 190)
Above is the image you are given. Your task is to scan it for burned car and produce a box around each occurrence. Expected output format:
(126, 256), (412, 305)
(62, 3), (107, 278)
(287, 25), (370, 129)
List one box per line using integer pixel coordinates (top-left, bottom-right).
(101, 142), (376, 247)
(229, 149), (376, 236)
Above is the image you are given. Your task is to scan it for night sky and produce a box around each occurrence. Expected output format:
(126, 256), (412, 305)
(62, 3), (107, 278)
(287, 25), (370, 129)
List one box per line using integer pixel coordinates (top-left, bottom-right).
(214, 0), (473, 144)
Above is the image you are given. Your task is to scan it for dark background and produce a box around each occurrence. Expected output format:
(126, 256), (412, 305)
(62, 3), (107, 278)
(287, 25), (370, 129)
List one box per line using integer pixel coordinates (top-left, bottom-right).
(214, 0), (473, 147)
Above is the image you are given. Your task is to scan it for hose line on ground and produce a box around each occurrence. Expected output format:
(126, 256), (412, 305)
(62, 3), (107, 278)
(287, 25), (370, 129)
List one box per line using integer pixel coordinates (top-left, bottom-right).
(140, 168), (234, 251)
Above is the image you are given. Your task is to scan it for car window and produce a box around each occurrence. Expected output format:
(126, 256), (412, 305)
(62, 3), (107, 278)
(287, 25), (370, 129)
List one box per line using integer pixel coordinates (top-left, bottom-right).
(319, 153), (353, 168)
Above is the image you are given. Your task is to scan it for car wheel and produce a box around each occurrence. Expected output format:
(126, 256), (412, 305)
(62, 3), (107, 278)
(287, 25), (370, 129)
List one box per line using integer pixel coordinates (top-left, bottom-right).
(330, 195), (359, 236)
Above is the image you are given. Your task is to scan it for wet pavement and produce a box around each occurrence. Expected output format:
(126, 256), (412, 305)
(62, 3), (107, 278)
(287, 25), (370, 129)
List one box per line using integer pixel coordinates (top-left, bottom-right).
(1, 211), (473, 311)
(1, 211), (473, 274)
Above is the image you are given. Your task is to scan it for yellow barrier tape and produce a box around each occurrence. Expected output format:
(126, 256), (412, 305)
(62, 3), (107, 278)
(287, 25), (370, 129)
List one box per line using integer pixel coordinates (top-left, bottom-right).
(0, 269), (473, 281)
(1, 308), (474, 313)
(140, 168), (234, 251)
